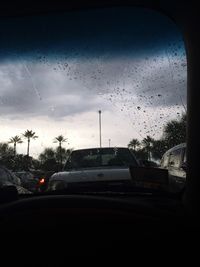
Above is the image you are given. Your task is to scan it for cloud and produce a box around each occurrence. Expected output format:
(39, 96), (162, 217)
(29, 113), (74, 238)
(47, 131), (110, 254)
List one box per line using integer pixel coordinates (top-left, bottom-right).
(70, 52), (187, 108)
(0, 61), (110, 119)
(0, 51), (186, 122)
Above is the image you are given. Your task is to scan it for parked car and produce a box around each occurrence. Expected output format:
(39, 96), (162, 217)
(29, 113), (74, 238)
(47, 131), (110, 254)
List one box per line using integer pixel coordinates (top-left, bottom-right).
(138, 159), (158, 168)
(0, 165), (31, 194)
(14, 171), (39, 192)
(160, 143), (186, 193)
(48, 147), (138, 191)
(0, 165), (21, 187)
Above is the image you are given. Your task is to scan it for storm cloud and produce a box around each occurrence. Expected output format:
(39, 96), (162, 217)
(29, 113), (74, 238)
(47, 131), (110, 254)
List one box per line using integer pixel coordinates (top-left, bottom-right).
(0, 60), (110, 119)
(0, 49), (186, 122)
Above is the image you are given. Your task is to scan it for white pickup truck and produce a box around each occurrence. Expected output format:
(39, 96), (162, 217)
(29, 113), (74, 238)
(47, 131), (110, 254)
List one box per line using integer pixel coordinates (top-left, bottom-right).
(48, 147), (139, 191)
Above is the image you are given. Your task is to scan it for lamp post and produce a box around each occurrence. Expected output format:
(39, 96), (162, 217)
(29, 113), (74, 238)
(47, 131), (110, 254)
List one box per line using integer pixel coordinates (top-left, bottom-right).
(98, 110), (102, 148)
(109, 139), (111, 147)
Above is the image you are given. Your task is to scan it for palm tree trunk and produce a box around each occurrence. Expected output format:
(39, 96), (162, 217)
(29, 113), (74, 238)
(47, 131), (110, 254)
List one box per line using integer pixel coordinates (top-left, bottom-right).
(59, 142), (62, 165)
(27, 138), (30, 157)
(14, 143), (16, 157)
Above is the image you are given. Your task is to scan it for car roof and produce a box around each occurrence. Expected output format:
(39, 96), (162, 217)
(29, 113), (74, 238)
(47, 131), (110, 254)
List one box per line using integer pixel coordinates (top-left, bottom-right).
(71, 147), (130, 152)
(163, 143), (186, 156)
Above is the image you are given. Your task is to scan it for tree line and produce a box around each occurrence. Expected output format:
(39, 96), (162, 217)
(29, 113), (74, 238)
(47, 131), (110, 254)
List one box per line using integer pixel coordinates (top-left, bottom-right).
(128, 113), (186, 162)
(0, 130), (71, 171)
(0, 113), (186, 171)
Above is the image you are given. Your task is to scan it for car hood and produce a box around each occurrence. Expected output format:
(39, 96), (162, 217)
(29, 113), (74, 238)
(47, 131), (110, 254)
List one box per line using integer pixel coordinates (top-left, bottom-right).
(50, 167), (131, 183)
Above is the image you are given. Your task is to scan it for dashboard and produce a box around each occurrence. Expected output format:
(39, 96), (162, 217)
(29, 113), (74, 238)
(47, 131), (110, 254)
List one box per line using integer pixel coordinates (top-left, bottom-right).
(0, 193), (198, 263)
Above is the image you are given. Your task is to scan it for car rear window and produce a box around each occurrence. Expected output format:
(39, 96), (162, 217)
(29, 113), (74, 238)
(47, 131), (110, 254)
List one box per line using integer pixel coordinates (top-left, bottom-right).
(64, 148), (137, 169)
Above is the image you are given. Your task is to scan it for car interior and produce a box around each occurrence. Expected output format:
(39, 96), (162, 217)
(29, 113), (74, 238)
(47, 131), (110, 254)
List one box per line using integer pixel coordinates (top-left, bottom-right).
(0, 0), (199, 264)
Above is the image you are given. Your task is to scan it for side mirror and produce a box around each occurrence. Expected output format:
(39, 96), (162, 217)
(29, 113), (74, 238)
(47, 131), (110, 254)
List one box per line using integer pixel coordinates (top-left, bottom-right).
(181, 162), (187, 171)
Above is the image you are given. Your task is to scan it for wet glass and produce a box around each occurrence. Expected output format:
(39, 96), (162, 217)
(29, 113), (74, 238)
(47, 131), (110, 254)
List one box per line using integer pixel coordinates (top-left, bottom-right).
(0, 7), (187, 193)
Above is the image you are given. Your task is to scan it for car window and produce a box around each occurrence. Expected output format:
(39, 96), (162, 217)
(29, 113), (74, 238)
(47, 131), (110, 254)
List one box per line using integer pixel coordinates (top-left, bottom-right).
(65, 148), (137, 169)
(0, 7), (187, 194)
(169, 149), (182, 168)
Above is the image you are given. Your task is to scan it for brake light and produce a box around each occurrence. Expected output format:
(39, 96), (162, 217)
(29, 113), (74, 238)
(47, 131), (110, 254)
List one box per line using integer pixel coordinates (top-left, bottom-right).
(39, 178), (45, 184)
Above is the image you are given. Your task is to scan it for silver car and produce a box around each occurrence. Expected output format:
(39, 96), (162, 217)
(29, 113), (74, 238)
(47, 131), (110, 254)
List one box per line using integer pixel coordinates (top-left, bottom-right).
(48, 147), (138, 191)
(160, 143), (186, 193)
(14, 171), (39, 192)
(0, 165), (31, 194)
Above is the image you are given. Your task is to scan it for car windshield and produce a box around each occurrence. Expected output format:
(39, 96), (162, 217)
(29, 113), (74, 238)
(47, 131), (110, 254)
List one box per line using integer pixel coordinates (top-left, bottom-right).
(0, 7), (187, 195)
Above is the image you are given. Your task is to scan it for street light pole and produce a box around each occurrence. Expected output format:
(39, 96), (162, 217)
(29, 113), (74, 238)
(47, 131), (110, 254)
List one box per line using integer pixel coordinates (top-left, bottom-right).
(98, 110), (102, 148)
(109, 139), (111, 147)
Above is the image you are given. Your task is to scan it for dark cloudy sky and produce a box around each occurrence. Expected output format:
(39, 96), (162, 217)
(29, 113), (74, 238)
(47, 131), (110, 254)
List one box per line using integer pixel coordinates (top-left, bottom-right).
(0, 7), (187, 157)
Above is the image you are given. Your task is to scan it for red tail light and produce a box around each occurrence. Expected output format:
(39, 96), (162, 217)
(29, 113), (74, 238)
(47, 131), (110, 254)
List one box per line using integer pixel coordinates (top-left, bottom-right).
(39, 178), (45, 185)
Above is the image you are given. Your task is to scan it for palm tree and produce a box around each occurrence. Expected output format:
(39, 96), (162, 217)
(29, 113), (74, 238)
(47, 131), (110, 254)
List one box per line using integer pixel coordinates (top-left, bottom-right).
(0, 142), (14, 156)
(163, 113), (186, 148)
(0, 142), (15, 169)
(53, 135), (67, 165)
(151, 139), (168, 160)
(22, 130), (38, 157)
(142, 136), (154, 161)
(39, 147), (57, 171)
(55, 147), (73, 164)
(39, 148), (55, 164)
(8, 135), (23, 156)
(128, 138), (140, 151)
